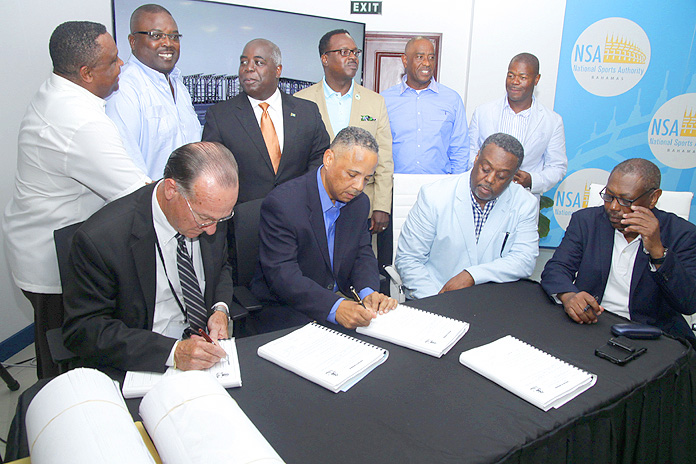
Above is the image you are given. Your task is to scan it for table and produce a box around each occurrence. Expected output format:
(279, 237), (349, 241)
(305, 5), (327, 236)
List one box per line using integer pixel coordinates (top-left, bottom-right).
(7, 280), (696, 463)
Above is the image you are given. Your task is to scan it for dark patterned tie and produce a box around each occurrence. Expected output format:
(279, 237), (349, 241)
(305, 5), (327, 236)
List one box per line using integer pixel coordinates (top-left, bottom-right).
(176, 234), (207, 331)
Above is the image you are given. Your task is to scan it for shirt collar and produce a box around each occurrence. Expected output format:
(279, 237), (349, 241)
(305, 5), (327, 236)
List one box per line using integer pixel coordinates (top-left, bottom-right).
(399, 74), (439, 95)
(503, 95), (534, 118)
(322, 77), (354, 100)
(129, 54), (181, 82)
(469, 189), (497, 214)
(316, 166), (345, 213)
(247, 87), (282, 110)
(50, 73), (107, 108)
(152, 180), (192, 247)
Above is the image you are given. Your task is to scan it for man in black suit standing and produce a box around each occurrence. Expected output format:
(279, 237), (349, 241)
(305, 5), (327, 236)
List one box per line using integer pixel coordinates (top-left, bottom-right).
(250, 127), (396, 332)
(63, 142), (237, 373)
(202, 38), (329, 204)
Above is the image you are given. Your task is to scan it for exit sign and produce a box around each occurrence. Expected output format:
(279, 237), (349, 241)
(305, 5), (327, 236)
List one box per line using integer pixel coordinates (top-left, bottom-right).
(351, 1), (382, 14)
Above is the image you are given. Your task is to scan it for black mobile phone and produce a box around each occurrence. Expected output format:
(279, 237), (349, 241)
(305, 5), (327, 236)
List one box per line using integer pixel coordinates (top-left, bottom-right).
(595, 336), (647, 365)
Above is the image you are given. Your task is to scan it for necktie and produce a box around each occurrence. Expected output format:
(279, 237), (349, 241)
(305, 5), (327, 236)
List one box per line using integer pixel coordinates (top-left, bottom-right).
(259, 102), (282, 173)
(176, 234), (207, 331)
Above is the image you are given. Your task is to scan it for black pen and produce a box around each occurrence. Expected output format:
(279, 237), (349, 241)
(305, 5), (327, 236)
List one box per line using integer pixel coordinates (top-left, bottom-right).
(500, 232), (510, 256)
(582, 295), (602, 313)
(349, 285), (364, 306)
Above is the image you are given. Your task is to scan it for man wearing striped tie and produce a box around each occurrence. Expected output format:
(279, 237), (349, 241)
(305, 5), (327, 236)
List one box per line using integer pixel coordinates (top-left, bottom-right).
(63, 142), (237, 374)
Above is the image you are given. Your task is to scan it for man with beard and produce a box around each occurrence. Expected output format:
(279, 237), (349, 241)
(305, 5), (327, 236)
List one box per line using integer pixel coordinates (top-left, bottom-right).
(541, 158), (696, 341)
(106, 4), (201, 179)
(395, 133), (539, 299)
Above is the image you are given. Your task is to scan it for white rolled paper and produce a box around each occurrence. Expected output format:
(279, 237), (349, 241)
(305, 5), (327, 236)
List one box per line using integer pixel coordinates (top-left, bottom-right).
(26, 368), (155, 464)
(140, 370), (284, 464)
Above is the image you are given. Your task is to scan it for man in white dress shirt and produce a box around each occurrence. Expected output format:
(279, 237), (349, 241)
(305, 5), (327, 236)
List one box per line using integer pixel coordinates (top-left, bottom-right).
(106, 4), (201, 180)
(2, 21), (150, 378)
(468, 53), (566, 195)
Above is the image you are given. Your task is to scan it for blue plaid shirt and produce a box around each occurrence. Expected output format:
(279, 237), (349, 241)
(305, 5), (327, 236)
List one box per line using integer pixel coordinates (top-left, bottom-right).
(470, 190), (496, 242)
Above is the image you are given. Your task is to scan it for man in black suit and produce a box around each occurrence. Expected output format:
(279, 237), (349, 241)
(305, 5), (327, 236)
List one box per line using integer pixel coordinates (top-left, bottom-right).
(250, 127), (396, 331)
(63, 142), (237, 373)
(202, 38), (329, 204)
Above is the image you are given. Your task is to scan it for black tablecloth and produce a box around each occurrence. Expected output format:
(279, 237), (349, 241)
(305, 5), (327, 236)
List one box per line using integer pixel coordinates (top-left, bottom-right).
(7, 280), (696, 463)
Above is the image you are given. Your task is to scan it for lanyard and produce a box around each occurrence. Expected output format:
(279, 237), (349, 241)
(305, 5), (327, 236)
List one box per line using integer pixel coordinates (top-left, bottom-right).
(154, 237), (188, 322)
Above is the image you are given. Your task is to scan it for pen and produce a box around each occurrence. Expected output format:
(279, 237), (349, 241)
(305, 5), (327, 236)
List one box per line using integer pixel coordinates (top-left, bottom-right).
(349, 285), (364, 306)
(582, 295), (602, 312)
(500, 232), (510, 256)
(198, 328), (214, 344)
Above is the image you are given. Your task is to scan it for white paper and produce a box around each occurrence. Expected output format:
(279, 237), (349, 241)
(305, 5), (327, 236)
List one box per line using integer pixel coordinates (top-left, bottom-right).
(357, 304), (469, 357)
(140, 370), (284, 464)
(459, 335), (597, 411)
(257, 322), (388, 393)
(26, 368), (155, 464)
(123, 338), (242, 398)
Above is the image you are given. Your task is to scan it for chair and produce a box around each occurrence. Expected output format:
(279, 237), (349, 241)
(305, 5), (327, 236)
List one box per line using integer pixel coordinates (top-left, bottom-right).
(385, 173), (450, 300)
(50, 222), (83, 371)
(231, 199), (264, 312)
(587, 183), (693, 220)
(587, 183), (695, 334)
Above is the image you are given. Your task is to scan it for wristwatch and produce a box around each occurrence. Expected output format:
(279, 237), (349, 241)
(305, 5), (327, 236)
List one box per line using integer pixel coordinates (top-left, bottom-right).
(649, 248), (668, 265)
(213, 303), (230, 321)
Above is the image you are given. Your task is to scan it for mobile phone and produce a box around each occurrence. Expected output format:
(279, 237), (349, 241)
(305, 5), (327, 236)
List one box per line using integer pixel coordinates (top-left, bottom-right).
(595, 337), (646, 365)
(611, 323), (662, 340)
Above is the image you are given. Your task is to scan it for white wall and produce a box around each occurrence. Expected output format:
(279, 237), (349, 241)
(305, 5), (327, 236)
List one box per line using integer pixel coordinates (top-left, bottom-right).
(0, 0), (566, 344)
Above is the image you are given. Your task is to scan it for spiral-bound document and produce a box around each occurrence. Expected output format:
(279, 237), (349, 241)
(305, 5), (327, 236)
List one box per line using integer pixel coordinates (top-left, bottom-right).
(356, 304), (469, 357)
(257, 322), (389, 393)
(459, 335), (597, 411)
(123, 338), (241, 398)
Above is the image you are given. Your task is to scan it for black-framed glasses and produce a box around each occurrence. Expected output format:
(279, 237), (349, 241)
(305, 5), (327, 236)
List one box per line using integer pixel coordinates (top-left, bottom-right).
(600, 187), (655, 207)
(324, 48), (362, 58)
(181, 193), (234, 228)
(133, 31), (182, 42)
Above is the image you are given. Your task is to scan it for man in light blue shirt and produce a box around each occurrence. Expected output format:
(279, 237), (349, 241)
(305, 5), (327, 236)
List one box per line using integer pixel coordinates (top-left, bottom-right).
(106, 4), (201, 179)
(381, 37), (469, 174)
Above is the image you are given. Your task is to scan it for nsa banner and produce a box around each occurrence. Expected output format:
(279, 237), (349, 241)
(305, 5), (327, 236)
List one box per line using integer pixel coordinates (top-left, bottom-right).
(543, 2), (696, 247)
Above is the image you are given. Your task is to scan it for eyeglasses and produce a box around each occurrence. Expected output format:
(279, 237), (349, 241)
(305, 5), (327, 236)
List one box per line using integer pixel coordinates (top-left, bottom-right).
(324, 48), (362, 58)
(599, 187), (655, 207)
(181, 193), (234, 228)
(133, 31), (182, 42)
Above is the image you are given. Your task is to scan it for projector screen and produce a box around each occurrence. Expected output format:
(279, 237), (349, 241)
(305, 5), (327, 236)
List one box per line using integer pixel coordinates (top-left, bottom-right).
(111, 0), (366, 84)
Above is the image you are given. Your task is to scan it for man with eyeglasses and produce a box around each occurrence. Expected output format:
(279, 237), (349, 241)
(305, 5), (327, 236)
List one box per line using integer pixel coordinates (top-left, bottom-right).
(106, 3), (201, 180)
(381, 37), (469, 175)
(63, 142), (238, 374)
(541, 158), (696, 341)
(296, 30), (394, 268)
(3, 21), (150, 378)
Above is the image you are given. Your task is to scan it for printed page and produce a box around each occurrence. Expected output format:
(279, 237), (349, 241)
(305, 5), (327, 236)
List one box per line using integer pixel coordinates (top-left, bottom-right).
(258, 323), (388, 393)
(357, 304), (469, 357)
(123, 338), (241, 398)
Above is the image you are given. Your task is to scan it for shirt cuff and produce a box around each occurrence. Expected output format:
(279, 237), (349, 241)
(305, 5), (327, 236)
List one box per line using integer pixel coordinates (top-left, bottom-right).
(359, 287), (375, 300)
(327, 297), (344, 324)
(166, 340), (179, 368)
(212, 302), (230, 320)
(551, 293), (563, 305)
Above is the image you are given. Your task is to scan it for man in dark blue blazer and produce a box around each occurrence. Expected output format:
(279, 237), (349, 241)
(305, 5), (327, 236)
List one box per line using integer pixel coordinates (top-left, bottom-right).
(541, 158), (696, 341)
(251, 127), (396, 330)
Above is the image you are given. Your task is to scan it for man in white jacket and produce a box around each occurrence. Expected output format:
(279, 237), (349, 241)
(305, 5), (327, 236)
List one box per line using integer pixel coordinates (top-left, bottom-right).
(468, 53), (566, 196)
(395, 133), (539, 299)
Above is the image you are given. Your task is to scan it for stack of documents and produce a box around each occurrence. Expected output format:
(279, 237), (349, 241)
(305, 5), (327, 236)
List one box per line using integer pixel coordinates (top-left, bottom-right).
(459, 335), (597, 411)
(258, 322), (388, 393)
(122, 338), (241, 398)
(357, 304), (469, 357)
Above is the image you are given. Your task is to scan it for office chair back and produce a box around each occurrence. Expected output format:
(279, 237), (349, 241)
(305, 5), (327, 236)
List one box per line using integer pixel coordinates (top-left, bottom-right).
(51, 222), (83, 366)
(232, 199), (264, 288)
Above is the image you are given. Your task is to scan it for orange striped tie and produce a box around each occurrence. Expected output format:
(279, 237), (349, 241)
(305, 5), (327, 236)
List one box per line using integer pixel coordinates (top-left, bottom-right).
(259, 102), (281, 173)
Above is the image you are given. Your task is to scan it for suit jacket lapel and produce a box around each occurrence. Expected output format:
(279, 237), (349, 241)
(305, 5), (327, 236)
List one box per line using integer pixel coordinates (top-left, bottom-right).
(307, 173), (333, 274)
(597, 210), (615, 290)
(524, 102), (544, 146)
(347, 83), (362, 129)
(235, 94), (274, 173)
(453, 174), (479, 266)
(199, 234), (216, 309)
(312, 84), (334, 139)
(278, 92), (297, 173)
(131, 185), (158, 325)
